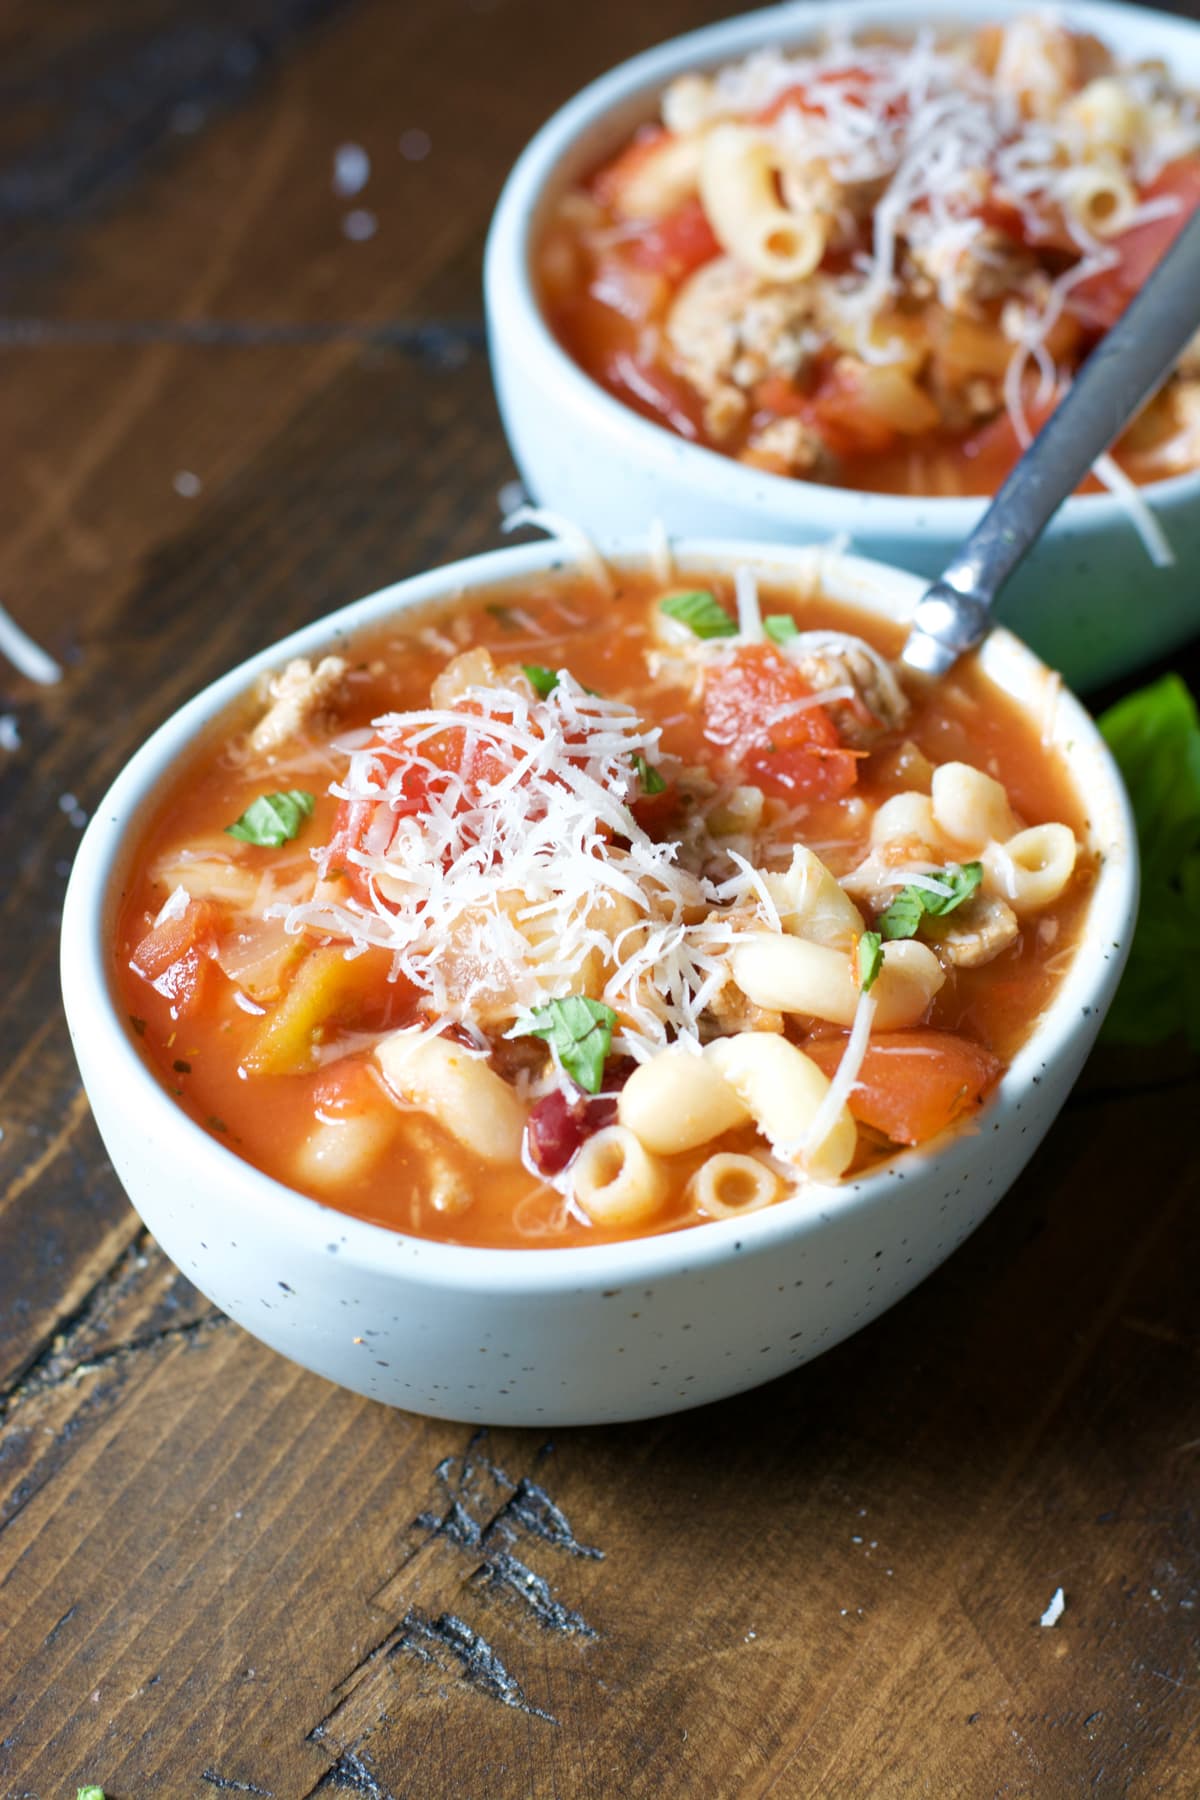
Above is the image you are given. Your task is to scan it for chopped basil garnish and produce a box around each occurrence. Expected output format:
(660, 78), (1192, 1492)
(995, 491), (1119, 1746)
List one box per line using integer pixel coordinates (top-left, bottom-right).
(877, 862), (983, 939)
(632, 753), (666, 796)
(520, 995), (617, 1095)
(659, 590), (737, 640)
(764, 614), (799, 646)
(225, 790), (315, 848)
(78, 1788), (106, 1800)
(522, 664), (559, 698)
(857, 931), (883, 992)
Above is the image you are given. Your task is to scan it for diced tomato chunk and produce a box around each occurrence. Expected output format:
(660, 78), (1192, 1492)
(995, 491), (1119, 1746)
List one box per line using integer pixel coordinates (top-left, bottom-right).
(804, 1028), (1002, 1146)
(131, 898), (217, 980)
(1068, 157), (1200, 331)
(130, 898), (218, 1015)
(630, 779), (684, 836)
(627, 196), (720, 281)
(757, 65), (888, 123)
(703, 644), (858, 801)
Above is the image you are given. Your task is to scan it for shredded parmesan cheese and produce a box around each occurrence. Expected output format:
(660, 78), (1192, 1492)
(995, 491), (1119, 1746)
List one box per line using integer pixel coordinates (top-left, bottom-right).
(804, 986), (877, 1161)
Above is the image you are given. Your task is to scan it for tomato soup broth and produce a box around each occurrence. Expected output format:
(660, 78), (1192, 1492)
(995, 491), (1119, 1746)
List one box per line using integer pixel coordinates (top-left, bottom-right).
(538, 17), (1200, 497)
(114, 569), (1092, 1249)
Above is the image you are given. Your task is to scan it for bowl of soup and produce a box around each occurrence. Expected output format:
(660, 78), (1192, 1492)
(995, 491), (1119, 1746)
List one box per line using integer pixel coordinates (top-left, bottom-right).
(60, 531), (1136, 1425)
(485, 0), (1200, 691)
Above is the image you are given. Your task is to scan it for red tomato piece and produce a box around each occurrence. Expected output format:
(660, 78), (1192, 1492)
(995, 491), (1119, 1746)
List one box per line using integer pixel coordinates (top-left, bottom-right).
(1068, 157), (1200, 332)
(757, 65), (887, 123)
(627, 196), (721, 282)
(702, 645), (858, 801)
(805, 1028), (1002, 1145)
(630, 779), (684, 836)
(130, 899), (218, 1016)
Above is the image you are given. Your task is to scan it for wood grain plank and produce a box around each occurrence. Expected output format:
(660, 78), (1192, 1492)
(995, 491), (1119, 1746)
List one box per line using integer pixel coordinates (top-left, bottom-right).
(1, 0), (1198, 1793)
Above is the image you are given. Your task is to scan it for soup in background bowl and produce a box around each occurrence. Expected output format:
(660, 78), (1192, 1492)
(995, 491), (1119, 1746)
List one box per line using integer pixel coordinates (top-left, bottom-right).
(61, 535), (1136, 1425)
(485, 0), (1200, 690)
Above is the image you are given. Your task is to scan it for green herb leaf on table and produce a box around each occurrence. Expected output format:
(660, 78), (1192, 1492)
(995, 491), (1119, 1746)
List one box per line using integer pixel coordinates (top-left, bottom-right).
(659, 590), (738, 640)
(857, 930), (883, 992)
(877, 862), (983, 939)
(520, 995), (618, 1094)
(225, 790), (315, 848)
(522, 664), (560, 698)
(78, 1788), (106, 1800)
(1098, 673), (1200, 1048)
(632, 753), (667, 795)
(764, 614), (799, 646)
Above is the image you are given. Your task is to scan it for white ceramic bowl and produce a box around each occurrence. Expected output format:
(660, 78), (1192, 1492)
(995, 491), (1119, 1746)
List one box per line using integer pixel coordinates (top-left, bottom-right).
(485, 0), (1200, 692)
(61, 538), (1136, 1426)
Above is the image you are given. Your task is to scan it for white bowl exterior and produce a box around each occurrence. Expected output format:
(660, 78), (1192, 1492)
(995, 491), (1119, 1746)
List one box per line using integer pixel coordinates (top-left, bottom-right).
(62, 539), (1136, 1426)
(485, 0), (1200, 691)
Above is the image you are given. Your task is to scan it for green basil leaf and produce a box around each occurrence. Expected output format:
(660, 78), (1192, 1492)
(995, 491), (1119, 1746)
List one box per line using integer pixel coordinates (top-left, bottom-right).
(877, 862), (983, 938)
(1099, 673), (1200, 1047)
(659, 590), (738, 640)
(225, 790), (315, 848)
(877, 888), (927, 940)
(522, 664), (559, 698)
(632, 753), (667, 796)
(78, 1789), (107, 1800)
(520, 995), (617, 1095)
(764, 614), (799, 646)
(857, 930), (883, 992)
(920, 861), (983, 916)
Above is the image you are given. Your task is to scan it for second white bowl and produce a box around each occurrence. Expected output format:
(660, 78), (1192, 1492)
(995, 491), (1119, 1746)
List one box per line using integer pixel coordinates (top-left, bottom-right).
(485, 0), (1200, 691)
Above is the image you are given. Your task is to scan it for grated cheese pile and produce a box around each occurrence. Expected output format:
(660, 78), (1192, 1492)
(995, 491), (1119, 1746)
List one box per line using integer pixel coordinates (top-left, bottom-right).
(283, 673), (765, 1061)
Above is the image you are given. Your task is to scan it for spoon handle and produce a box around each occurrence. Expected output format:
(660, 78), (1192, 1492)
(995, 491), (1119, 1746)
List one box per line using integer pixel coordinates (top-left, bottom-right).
(900, 207), (1200, 677)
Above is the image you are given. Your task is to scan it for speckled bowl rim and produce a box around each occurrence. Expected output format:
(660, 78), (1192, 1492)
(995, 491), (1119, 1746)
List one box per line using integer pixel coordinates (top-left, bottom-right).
(61, 536), (1137, 1297)
(484, 0), (1200, 535)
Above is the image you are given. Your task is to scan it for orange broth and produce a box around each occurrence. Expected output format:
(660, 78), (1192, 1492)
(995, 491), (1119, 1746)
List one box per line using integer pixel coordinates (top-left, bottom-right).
(113, 570), (1093, 1248)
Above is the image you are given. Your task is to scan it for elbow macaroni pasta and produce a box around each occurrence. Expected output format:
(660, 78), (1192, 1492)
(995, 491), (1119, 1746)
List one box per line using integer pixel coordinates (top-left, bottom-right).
(703, 1033), (857, 1181)
(687, 1152), (780, 1217)
(984, 823), (1078, 913)
(700, 124), (827, 282)
(572, 1125), (670, 1225)
(375, 1031), (527, 1165)
(618, 1046), (751, 1154)
(730, 932), (945, 1031)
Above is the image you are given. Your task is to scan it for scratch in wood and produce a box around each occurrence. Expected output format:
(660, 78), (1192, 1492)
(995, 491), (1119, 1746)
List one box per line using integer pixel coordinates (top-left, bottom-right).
(201, 1771), (274, 1796)
(410, 1429), (603, 1638)
(306, 1732), (397, 1800)
(392, 1609), (557, 1724)
(497, 1475), (605, 1562)
(42, 1600), (78, 1646)
(0, 1309), (225, 1423)
(471, 1550), (595, 1638)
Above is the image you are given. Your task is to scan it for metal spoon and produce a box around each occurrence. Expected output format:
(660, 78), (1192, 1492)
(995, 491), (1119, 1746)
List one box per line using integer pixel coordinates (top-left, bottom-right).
(900, 208), (1200, 678)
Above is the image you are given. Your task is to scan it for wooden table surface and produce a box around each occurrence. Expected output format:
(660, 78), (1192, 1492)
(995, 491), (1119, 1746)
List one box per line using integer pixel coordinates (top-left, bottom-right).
(2, 2), (1199, 1794)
